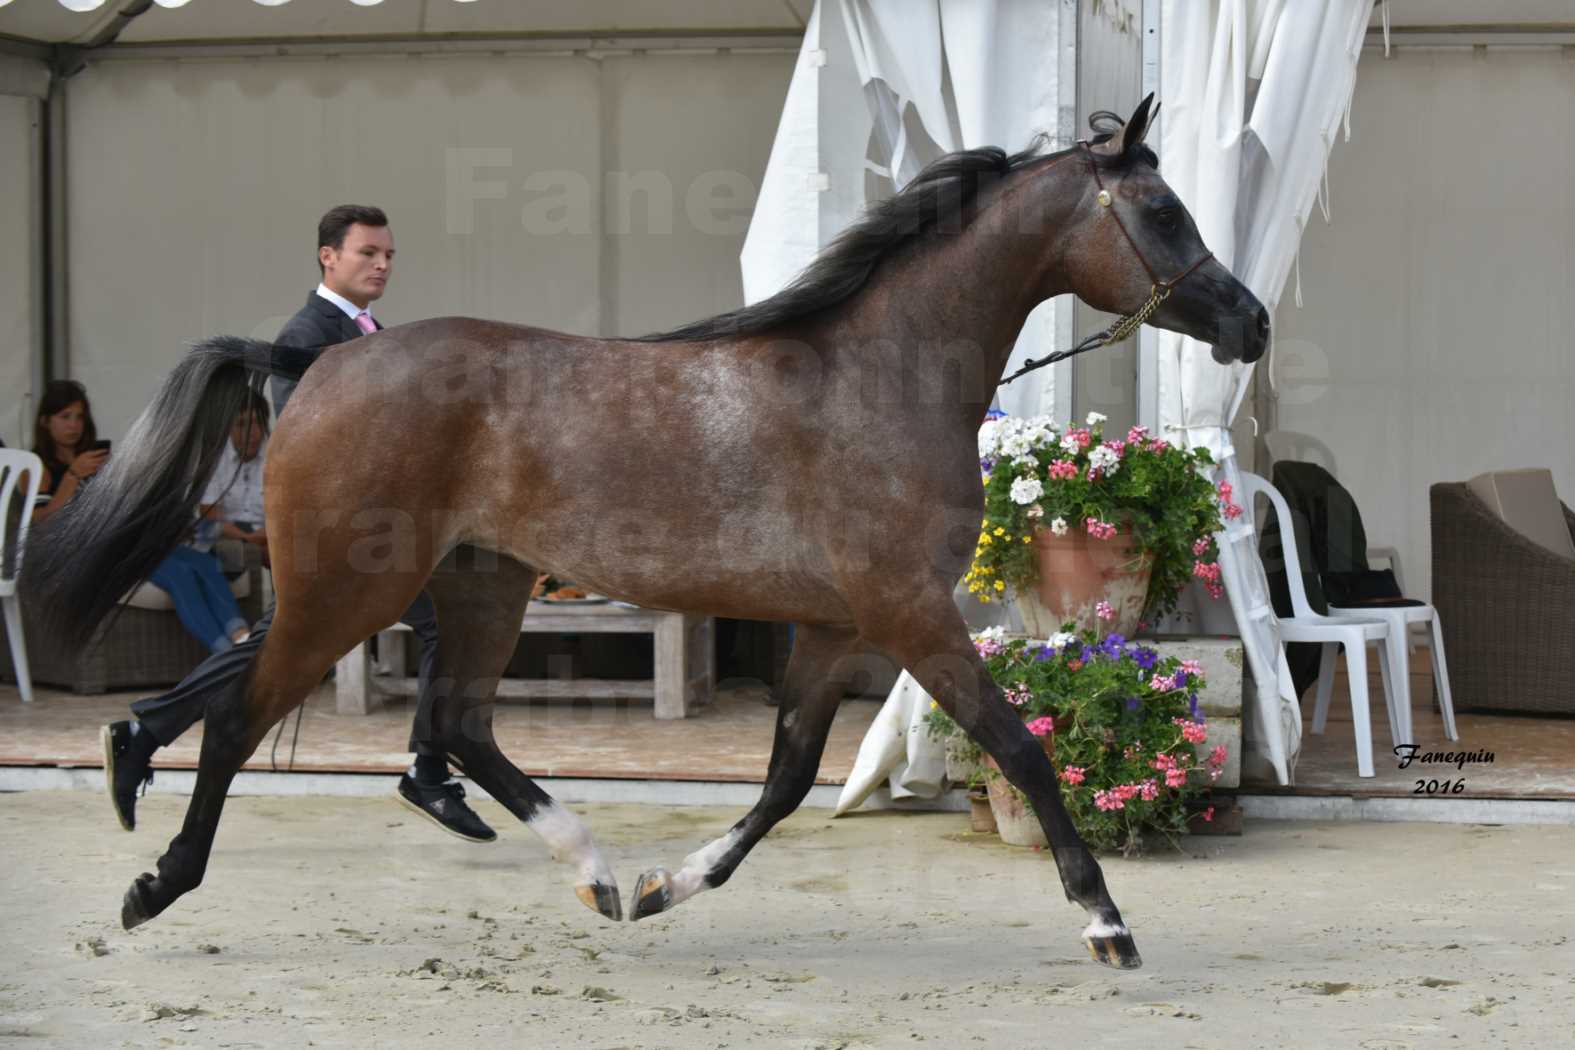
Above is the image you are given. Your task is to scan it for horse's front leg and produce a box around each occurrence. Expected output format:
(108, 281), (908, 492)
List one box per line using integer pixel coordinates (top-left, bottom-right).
(862, 598), (1141, 970)
(629, 623), (868, 920)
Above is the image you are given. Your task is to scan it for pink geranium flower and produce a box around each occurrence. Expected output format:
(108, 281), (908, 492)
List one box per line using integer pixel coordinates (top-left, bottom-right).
(1048, 459), (1078, 480)
(1025, 716), (1056, 738)
(1095, 600), (1114, 621)
(1059, 765), (1086, 785)
(1085, 518), (1117, 540)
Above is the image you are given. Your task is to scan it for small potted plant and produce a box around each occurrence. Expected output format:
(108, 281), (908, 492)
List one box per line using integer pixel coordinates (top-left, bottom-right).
(966, 413), (1234, 636)
(928, 626), (1227, 855)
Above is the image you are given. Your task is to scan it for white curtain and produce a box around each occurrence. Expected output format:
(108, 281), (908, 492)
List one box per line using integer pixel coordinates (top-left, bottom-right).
(736, 0), (1067, 814)
(1156, 0), (1376, 784)
(740, 0), (1063, 423)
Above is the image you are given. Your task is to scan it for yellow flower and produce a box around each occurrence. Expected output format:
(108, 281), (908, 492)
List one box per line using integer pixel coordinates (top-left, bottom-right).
(979, 535), (992, 546)
(993, 526), (1006, 537)
(929, 699), (939, 710)
(1022, 535), (1032, 543)
(979, 595), (992, 604)
(981, 518), (989, 528)
(993, 580), (1005, 592)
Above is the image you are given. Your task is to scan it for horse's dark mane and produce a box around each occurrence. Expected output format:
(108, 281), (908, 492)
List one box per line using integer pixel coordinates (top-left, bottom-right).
(635, 136), (1058, 343)
(637, 119), (1158, 344)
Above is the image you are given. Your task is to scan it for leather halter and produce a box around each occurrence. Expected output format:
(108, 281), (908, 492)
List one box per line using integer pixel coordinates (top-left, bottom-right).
(999, 143), (1215, 388)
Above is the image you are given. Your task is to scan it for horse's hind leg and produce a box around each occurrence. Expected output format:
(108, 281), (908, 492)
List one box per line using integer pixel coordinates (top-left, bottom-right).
(630, 623), (867, 920)
(863, 600), (1140, 970)
(423, 549), (621, 922)
(121, 606), (357, 930)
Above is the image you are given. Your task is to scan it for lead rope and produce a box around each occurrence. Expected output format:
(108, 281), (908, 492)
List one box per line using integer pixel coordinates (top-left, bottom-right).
(998, 282), (1171, 387)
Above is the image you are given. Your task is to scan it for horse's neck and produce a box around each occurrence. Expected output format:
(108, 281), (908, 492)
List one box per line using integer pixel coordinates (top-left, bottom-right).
(835, 183), (1069, 428)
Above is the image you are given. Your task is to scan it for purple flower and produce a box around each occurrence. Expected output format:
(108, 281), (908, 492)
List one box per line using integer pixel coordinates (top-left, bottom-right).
(1032, 646), (1055, 662)
(980, 457), (997, 473)
(1080, 645), (1095, 664)
(1133, 647), (1159, 671)
(1125, 696), (1140, 711)
(1188, 693), (1200, 719)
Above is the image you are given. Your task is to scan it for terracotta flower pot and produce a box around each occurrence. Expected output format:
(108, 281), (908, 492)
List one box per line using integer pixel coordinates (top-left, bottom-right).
(967, 789), (997, 834)
(1016, 528), (1152, 639)
(983, 735), (1055, 848)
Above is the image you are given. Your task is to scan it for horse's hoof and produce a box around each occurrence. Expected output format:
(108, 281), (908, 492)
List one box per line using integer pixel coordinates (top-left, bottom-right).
(1083, 929), (1143, 970)
(121, 873), (158, 931)
(575, 881), (623, 922)
(629, 868), (673, 922)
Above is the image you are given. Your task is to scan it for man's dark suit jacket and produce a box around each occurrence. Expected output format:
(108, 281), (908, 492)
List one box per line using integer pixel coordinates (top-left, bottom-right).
(270, 291), (381, 418)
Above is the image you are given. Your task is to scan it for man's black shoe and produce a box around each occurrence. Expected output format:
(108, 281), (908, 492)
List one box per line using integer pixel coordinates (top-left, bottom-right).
(396, 774), (497, 843)
(101, 721), (153, 832)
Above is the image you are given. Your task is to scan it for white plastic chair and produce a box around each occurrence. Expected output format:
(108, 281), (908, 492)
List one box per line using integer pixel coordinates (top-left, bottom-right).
(1242, 471), (1402, 778)
(1, 450), (45, 703)
(1263, 429), (1415, 647)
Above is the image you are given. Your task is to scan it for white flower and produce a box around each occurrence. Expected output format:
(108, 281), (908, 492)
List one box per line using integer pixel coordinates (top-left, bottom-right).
(977, 419), (1002, 459)
(1086, 411), (1107, 426)
(1047, 631), (1078, 649)
(1026, 504), (1045, 519)
(1011, 455), (1038, 472)
(1000, 433), (1033, 458)
(1009, 477), (1044, 505)
(1088, 445), (1120, 475)
(974, 626), (1006, 643)
(1050, 517), (1068, 536)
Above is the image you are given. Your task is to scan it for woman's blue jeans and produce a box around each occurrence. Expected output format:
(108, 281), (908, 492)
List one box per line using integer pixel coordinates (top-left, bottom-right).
(149, 546), (248, 654)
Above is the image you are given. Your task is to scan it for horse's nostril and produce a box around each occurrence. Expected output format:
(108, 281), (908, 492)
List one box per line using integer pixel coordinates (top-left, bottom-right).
(1255, 308), (1270, 339)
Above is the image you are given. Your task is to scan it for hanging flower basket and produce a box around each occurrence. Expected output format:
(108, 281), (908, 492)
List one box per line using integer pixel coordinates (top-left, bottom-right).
(967, 412), (1234, 626)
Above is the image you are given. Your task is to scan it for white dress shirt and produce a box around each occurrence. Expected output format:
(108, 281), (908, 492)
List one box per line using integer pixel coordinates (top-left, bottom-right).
(316, 282), (373, 326)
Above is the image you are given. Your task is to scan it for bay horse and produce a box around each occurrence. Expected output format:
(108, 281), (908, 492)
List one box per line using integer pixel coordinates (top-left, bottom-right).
(27, 95), (1266, 970)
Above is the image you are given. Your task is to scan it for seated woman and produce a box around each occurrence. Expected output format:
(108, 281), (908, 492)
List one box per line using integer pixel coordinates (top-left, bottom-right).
(201, 392), (270, 573)
(34, 379), (251, 654)
(32, 379), (109, 522)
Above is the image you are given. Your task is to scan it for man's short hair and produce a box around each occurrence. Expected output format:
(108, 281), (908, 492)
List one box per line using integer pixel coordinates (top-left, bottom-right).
(317, 204), (389, 274)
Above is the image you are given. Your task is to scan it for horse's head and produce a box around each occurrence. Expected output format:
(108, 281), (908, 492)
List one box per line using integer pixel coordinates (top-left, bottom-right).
(1054, 95), (1268, 365)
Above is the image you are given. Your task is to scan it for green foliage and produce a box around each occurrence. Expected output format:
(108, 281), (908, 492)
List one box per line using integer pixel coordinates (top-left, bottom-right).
(927, 627), (1226, 855)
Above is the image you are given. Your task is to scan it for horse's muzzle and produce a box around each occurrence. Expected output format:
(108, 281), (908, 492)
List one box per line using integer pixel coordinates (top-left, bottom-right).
(1210, 305), (1270, 364)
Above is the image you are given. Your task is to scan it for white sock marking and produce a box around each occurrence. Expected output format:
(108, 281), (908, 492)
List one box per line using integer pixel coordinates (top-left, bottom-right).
(527, 802), (616, 888)
(666, 829), (743, 906)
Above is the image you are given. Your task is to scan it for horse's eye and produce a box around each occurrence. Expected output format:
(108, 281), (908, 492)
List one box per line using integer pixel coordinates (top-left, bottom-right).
(1155, 208), (1179, 232)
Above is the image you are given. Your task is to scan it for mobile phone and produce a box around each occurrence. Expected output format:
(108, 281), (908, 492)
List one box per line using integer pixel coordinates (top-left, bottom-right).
(90, 439), (112, 453)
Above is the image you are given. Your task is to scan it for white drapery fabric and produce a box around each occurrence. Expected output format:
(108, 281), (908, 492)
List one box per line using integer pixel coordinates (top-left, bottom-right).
(1156, 0), (1376, 784)
(734, 1), (1065, 813)
(740, 0), (1064, 423)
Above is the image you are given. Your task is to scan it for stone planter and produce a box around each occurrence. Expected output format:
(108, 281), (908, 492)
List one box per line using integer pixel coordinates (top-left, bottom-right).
(1016, 530), (1152, 639)
(983, 736), (1055, 847)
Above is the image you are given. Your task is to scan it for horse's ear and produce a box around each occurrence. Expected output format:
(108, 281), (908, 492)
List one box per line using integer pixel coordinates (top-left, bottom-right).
(1122, 93), (1156, 153)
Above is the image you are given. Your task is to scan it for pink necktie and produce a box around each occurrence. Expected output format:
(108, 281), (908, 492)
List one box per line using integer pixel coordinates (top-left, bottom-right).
(354, 312), (376, 335)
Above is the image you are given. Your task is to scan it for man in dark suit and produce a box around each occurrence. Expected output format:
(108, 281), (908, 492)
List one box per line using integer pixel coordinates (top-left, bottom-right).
(101, 205), (495, 844)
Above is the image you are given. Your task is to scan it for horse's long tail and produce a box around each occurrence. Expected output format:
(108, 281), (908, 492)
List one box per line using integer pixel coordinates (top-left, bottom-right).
(23, 335), (309, 648)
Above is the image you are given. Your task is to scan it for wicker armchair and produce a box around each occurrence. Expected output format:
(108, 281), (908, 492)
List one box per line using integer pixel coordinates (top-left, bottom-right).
(1430, 480), (1575, 715)
(0, 567), (265, 695)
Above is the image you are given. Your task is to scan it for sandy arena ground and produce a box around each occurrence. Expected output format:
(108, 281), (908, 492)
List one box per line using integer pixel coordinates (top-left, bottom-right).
(2, 791), (1573, 1049)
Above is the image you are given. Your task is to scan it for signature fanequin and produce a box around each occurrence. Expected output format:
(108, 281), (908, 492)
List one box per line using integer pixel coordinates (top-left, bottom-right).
(1392, 745), (1495, 795)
